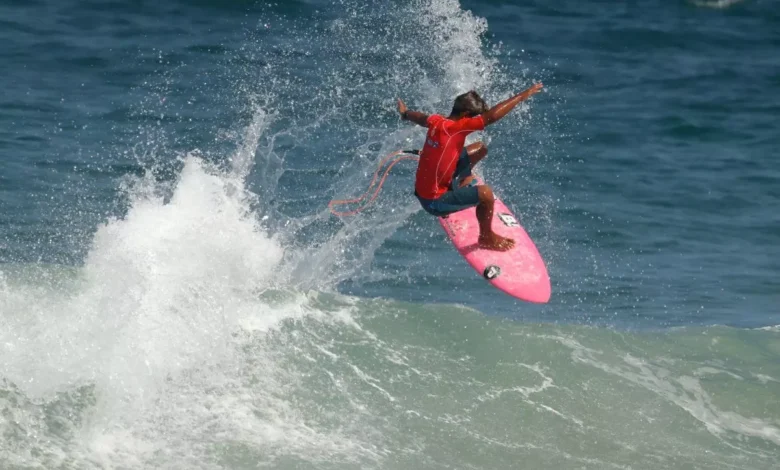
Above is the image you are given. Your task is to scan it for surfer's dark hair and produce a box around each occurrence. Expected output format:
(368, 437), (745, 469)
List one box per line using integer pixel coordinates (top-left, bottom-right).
(451, 90), (489, 117)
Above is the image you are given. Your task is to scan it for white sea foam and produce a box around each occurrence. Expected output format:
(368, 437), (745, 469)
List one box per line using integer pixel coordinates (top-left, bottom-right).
(0, 1), (509, 467)
(545, 333), (780, 447)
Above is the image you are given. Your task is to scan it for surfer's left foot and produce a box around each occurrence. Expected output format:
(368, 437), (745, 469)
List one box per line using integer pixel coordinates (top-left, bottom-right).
(478, 233), (515, 251)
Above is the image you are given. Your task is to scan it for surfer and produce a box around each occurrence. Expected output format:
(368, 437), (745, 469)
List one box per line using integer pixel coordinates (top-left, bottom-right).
(397, 83), (544, 251)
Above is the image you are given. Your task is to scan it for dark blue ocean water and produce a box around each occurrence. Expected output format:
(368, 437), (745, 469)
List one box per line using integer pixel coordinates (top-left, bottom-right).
(2, 1), (779, 469)
(2, 0), (778, 328)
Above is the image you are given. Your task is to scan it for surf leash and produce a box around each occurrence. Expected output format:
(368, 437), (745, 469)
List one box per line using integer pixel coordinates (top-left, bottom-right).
(328, 149), (420, 217)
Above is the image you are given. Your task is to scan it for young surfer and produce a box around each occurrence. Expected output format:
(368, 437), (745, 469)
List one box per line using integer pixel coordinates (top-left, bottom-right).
(397, 83), (544, 251)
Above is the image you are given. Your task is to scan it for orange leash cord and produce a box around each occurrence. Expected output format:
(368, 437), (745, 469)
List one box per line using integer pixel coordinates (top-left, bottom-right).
(328, 149), (420, 217)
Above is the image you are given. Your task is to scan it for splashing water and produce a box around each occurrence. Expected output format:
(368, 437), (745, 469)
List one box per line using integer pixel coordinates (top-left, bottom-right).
(0, 1), (558, 468)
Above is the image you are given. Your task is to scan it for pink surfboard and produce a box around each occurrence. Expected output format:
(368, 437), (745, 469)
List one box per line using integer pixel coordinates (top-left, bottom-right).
(437, 178), (551, 303)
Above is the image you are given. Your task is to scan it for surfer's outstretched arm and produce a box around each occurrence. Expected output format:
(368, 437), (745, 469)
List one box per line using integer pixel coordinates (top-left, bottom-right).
(482, 83), (543, 125)
(397, 99), (429, 127)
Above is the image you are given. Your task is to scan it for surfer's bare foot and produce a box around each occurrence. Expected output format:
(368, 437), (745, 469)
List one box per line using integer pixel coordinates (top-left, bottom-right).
(478, 233), (515, 251)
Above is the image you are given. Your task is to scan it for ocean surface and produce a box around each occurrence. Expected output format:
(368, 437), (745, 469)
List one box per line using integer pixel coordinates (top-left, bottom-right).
(1, 0), (779, 468)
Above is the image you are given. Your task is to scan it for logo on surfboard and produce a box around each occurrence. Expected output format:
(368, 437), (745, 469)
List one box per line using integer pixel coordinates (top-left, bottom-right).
(497, 213), (519, 227)
(483, 265), (501, 280)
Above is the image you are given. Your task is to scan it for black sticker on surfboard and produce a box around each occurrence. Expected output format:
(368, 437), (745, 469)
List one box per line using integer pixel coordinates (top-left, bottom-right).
(497, 213), (519, 227)
(483, 265), (501, 280)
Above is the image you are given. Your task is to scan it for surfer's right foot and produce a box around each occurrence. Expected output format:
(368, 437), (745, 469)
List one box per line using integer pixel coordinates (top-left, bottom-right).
(478, 233), (515, 251)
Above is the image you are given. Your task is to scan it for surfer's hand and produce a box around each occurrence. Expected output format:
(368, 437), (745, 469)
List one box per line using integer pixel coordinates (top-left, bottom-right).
(397, 99), (408, 117)
(527, 82), (543, 95)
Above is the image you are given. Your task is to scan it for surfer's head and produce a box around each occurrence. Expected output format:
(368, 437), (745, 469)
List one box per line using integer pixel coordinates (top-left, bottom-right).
(451, 91), (489, 118)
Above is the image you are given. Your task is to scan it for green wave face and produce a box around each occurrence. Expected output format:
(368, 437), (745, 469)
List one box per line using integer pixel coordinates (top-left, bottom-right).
(3, 283), (778, 469)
